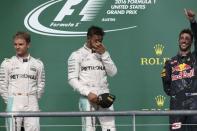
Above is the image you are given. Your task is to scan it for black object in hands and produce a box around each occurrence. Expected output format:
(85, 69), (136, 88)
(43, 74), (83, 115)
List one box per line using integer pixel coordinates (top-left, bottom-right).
(97, 93), (116, 108)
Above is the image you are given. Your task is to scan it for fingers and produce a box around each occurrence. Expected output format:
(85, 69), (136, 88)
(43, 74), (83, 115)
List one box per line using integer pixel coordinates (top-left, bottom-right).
(92, 41), (103, 48)
(92, 42), (106, 54)
(88, 92), (98, 103)
(184, 8), (188, 16)
(185, 9), (195, 16)
(184, 8), (195, 21)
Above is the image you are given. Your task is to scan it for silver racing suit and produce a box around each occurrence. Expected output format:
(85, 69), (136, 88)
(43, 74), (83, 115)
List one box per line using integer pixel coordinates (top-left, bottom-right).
(68, 44), (117, 131)
(0, 55), (45, 131)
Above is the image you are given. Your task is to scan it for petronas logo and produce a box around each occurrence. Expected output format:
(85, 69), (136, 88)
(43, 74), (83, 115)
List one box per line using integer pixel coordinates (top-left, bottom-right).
(155, 95), (165, 108)
(154, 44), (164, 56)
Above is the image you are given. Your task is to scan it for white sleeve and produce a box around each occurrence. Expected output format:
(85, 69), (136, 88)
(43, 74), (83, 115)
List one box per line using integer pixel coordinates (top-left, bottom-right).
(100, 51), (117, 77)
(68, 52), (80, 80)
(37, 61), (45, 99)
(0, 60), (9, 103)
(68, 78), (90, 96)
(68, 52), (90, 96)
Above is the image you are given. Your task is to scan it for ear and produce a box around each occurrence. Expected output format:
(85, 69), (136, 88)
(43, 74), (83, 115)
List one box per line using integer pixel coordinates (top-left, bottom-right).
(178, 39), (180, 44)
(87, 37), (92, 44)
(27, 43), (30, 49)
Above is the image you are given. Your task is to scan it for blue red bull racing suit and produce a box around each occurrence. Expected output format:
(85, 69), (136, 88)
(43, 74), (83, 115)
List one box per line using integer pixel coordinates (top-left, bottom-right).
(161, 21), (197, 131)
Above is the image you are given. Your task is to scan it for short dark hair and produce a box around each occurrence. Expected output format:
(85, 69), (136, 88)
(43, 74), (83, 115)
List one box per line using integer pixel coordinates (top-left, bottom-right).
(87, 26), (105, 38)
(179, 29), (193, 42)
(13, 31), (31, 43)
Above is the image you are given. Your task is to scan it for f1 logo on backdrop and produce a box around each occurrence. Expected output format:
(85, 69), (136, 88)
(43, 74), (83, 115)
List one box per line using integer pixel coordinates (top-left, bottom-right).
(24, 0), (156, 37)
(54, 0), (100, 22)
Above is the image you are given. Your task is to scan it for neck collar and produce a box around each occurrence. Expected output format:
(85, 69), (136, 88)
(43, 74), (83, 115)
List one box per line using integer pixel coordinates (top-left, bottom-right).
(16, 54), (31, 62)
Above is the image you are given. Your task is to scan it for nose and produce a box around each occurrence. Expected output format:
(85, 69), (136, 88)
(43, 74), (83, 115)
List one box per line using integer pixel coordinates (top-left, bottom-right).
(15, 44), (20, 49)
(181, 37), (187, 43)
(182, 39), (186, 43)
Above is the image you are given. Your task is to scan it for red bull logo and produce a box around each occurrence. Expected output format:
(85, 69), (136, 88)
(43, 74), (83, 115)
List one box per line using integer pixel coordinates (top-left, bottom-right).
(172, 63), (191, 72)
(172, 68), (194, 81)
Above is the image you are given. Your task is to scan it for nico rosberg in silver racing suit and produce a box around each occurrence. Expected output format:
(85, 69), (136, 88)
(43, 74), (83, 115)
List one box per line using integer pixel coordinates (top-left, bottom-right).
(68, 26), (117, 131)
(0, 31), (45, 131)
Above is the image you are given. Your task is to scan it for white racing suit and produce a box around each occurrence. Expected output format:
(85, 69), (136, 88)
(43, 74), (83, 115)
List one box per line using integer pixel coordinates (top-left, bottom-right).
(0, 55), (45, 131)
(68, 44), (117, 131)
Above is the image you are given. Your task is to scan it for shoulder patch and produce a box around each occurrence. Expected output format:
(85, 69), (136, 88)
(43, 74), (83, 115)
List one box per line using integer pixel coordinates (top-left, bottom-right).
(161, 69), (166, 77)
(3, 58), (10, 63)
(35, 58), (43, 64)
(1, 58), (11, 67)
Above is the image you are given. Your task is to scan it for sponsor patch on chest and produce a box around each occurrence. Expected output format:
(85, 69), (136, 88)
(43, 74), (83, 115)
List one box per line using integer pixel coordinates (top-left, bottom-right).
(81, 66), (105, 71)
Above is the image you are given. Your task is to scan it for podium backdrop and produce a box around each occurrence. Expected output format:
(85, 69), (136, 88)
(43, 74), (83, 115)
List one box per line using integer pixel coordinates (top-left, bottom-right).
(0, 0), (197, 130)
